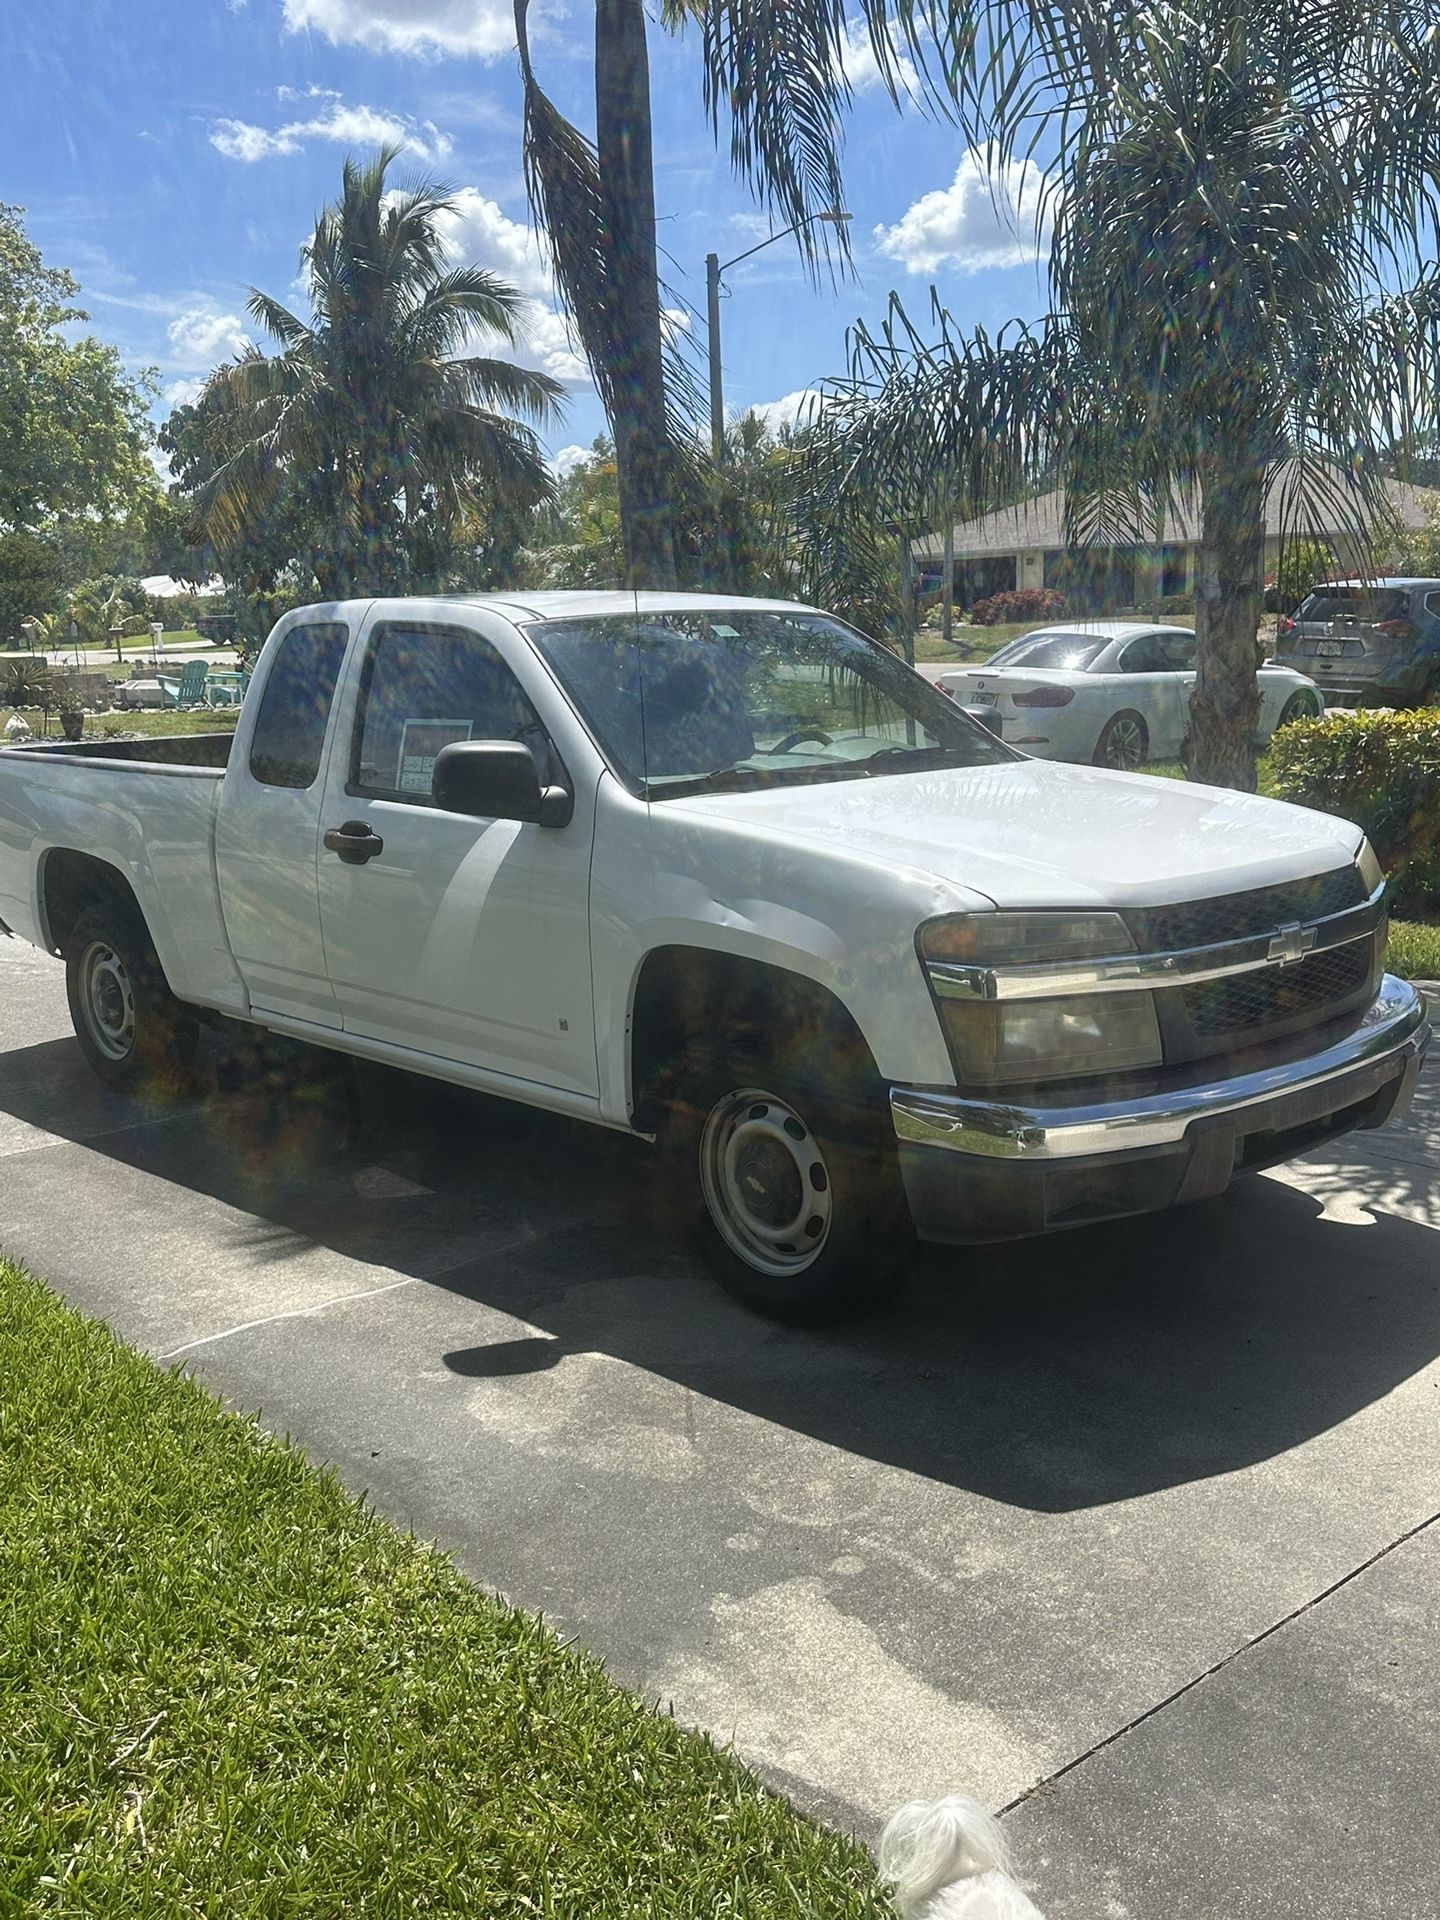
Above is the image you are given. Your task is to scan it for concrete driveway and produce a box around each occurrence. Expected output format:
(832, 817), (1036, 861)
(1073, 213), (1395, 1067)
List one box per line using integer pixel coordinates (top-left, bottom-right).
(1, 936), (1436, 1918)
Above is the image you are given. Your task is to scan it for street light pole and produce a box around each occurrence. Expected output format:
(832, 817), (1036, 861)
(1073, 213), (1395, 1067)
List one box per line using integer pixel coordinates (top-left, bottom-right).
(705, 208), (850, 468)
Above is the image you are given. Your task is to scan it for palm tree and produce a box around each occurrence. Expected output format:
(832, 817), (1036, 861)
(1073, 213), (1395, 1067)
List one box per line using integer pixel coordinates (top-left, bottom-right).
(698, 0), (1440, 788)
(516, 0), (681, 587)
(189, 149), (564, 598)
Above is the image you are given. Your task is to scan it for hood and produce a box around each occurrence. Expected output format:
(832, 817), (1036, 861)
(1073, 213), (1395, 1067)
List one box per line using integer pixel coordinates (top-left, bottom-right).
(664, 759), (1362, 911)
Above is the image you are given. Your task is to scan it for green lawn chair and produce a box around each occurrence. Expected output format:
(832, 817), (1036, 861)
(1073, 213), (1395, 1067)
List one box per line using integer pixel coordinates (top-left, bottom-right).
(175, 659), (210, 707)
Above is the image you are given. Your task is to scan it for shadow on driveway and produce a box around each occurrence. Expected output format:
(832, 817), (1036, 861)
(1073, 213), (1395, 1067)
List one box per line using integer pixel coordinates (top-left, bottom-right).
(3, 1031), (1436, 1516)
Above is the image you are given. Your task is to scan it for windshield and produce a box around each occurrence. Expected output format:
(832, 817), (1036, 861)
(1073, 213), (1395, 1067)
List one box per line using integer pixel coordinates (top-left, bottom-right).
(1293, 589), (1410, 626)
(526, 609), (1014, 798)
(985, 633), (1107, 670)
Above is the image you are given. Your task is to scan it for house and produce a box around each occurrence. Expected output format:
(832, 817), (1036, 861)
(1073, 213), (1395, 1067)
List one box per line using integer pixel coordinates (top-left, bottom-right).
(912, 463), (1439, 611)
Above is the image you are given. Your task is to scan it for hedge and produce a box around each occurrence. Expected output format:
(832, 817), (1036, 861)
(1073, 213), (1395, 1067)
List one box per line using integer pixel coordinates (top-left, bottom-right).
(1269, 709), (1440, 909)
(967, 587), (1065, 626)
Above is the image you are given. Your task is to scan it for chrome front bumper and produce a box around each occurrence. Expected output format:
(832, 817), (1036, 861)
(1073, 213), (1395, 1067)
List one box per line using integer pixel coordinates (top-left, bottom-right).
(891, 977), (1430, 1242)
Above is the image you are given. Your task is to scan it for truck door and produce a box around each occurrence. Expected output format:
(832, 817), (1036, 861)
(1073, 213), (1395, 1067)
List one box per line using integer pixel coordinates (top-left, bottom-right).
(215, 617), (351, 1028)
(313, 614), (598, 1095)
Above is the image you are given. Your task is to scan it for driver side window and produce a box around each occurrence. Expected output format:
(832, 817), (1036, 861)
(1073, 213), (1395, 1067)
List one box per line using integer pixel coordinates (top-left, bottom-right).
(350, 623), (556, 803)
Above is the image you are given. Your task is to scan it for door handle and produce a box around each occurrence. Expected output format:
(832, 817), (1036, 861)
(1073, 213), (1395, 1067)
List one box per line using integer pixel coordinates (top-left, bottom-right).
(324, 821), (385, 865)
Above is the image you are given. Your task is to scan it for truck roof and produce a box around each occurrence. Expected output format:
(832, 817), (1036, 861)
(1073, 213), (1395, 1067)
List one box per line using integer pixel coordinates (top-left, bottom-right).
(308, 590), (826, 625)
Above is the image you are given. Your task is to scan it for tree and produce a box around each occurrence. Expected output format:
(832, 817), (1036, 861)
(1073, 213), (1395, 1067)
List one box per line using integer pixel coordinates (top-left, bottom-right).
(1028, 2), (1440, 785)
(0, 205), (155, 535)
(0, 532), (64, 647)
(515, 0), (681, 586)
(762, 2), (1440, 786)
(180, 149), (564, 599)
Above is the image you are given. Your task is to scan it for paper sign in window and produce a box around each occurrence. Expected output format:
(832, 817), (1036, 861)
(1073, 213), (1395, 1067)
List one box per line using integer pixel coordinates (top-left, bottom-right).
(397, 719), (473, 795)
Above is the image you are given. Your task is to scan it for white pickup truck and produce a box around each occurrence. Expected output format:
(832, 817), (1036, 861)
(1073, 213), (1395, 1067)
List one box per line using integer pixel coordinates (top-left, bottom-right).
(0, 592), (1428, 1320)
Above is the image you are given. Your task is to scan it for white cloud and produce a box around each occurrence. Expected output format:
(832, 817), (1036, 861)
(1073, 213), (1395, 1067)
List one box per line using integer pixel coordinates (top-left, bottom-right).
(163, 376), (208, 408)
(428, 189), (592, 387)
(282, 0), (515, 59)
(839, 18), (917, 96)
(749, 388), (822, 433)
(167, 306), (251, 363)
(210, 101), (452, 165)
(550, 443), (592, 478)
(432, 188), (552, 301)
(515, 305), (589, 386)
(874, 149), (1049, 274)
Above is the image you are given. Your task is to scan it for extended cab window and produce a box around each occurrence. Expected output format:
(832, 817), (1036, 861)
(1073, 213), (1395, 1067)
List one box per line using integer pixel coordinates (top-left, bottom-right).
(352, 624), (556, 803)
(249, 622), (348, 789)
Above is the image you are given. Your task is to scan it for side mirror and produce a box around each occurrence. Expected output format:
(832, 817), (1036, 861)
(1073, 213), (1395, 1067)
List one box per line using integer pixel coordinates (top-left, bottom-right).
(957, 704), (1004, 739)
(431, 740), (573, 826)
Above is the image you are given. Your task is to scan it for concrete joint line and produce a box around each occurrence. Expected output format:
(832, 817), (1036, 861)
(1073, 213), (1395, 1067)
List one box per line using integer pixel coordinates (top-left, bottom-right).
(157, 1275), (420, 1361)
(155, 1214), (596, 1364)
(997, 1505), (1440, 1820)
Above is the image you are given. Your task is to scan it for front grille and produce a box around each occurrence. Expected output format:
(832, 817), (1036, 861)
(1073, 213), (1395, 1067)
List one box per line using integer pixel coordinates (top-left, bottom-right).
(1180, 940), (1371, 1037)
(1125, 867), (1367, 955)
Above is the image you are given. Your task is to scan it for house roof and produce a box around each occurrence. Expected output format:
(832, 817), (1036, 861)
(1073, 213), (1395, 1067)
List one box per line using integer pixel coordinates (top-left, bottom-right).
(913, 464), (1440, 561)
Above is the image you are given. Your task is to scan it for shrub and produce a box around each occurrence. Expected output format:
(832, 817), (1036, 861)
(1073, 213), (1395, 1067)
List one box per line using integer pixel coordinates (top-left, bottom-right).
(967, 587), (1065, 626)
(1269, 709), (1440, 909)
(1154, 591), (1195, 616)
(1263, 538), (1334, 614)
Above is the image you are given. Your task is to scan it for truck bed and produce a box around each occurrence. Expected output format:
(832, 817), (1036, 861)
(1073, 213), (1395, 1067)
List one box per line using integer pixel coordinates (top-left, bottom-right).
(8, 732), (235, 769)
(0, 733), (247, 1013)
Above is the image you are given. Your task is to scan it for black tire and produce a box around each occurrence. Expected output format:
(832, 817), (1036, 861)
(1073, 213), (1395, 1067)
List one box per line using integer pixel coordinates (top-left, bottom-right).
(1277, 691), (1321, 729)
(662, 1036), (916, 1325)
(1093, 710), (1149, 771)
(64, 898), (202, 1099)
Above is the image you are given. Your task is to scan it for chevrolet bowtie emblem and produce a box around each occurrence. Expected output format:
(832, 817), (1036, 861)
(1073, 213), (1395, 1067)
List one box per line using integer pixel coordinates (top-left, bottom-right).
(1267, 922), (1317, 966)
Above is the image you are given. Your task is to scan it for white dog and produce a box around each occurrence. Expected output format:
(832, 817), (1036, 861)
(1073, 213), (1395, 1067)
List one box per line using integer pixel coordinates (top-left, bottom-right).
(878, 1794), (1047, 1919)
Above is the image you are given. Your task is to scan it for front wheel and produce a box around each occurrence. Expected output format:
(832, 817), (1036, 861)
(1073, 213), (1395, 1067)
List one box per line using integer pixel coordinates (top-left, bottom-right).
(666, 1058), (915, 1324)
(1094, 710), (1149, 771)
(1277, 691), (1321, 729)
(65, 900), (201, 1099)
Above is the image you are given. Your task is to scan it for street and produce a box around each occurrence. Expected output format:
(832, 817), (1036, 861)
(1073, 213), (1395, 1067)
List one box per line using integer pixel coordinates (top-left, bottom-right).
(0, 936), (1436, 1918)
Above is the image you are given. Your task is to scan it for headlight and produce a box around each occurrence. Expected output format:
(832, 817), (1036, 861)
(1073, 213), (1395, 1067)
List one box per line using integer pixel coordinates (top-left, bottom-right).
(932, 992), (1163, 1084)
(1356, 838), (1384, 897)
(918, 911), (1163, 1085)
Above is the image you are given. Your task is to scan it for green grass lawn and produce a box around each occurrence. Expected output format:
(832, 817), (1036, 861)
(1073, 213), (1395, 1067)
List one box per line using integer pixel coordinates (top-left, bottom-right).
(2, 708), (241, 739)
(1387, 919), (1440, 983)
(0, 1259), (886, 1919)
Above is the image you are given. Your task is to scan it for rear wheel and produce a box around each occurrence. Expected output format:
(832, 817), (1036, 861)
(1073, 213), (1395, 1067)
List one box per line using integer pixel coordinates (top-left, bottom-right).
(1094, 710), (1149, 771)
(64, 900), (201, 1099)
(664, 1043), (915, 1324)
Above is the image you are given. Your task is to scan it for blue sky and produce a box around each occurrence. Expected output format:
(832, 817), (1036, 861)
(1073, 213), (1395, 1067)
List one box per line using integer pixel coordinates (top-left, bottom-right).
(2, 0), (1053, 475)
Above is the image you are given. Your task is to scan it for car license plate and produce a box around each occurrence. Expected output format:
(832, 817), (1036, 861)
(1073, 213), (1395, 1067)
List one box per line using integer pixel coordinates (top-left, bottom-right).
(1317, 640), (1344, 656)
(968, 690), (997, 705)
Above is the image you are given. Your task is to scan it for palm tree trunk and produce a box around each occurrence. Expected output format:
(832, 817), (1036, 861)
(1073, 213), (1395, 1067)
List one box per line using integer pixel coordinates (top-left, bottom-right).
(1190, 450), (1264, 790)
(594, 0), (677, 588)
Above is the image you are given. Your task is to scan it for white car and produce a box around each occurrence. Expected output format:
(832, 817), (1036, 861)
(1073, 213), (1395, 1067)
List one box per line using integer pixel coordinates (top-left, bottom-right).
(937, 622), (1324, 769)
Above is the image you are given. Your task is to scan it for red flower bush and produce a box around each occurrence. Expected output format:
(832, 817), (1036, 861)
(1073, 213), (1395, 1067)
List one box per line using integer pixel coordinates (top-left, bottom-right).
(967, 588), (1066, 626)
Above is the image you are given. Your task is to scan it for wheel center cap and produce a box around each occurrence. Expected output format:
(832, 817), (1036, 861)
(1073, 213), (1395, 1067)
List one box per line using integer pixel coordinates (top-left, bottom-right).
(734, 1136), (802, 1227)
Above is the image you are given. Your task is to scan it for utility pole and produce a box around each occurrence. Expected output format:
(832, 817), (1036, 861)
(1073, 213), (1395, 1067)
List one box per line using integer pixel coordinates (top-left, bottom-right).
(706, 252), (725, 465)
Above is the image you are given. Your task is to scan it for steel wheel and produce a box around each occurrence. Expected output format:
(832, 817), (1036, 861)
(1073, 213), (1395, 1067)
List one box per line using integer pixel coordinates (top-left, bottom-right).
(698, 1086), (833, 1278)
(1096, 711), (1148, 770)
(77, 940), (136, 1063)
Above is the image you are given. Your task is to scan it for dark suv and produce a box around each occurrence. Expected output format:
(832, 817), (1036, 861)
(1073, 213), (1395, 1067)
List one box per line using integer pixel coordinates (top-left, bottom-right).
(1274, 577), (1440, 707)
